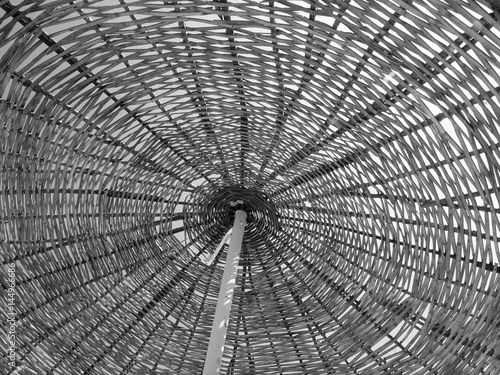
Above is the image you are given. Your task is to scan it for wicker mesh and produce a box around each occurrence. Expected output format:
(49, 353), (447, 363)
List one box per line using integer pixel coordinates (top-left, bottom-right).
(2, 0), (500, 374)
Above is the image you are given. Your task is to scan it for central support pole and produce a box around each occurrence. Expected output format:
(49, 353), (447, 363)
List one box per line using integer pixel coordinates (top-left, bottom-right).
(202, 210), (247, 375)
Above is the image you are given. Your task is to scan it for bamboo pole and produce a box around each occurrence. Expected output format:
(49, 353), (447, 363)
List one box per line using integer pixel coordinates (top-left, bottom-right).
(203, 210), (247, 375)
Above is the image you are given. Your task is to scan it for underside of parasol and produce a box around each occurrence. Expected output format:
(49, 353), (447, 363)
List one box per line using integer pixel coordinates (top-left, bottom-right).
(2, 0), (500, 374)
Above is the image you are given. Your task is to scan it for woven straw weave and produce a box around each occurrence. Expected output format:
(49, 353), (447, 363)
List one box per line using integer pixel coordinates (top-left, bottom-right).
(2, 0), (500, 374)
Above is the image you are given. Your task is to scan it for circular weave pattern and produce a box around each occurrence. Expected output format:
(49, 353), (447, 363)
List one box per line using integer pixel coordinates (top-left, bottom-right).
(183, 185), (280, 258)
(2, 0), (500, 374)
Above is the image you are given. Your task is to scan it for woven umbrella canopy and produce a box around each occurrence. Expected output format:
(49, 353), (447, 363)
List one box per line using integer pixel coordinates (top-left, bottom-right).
(2, 0), (500, 374)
